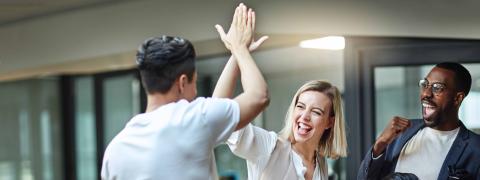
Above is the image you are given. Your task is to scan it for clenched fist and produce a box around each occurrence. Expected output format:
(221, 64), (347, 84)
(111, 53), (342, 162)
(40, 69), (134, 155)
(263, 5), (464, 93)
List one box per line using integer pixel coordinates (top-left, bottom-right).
(373, 116), (411, 157)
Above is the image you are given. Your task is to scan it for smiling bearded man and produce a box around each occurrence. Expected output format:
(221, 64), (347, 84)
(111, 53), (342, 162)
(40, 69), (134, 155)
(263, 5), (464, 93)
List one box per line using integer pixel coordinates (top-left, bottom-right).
(358, 62), (480, 180)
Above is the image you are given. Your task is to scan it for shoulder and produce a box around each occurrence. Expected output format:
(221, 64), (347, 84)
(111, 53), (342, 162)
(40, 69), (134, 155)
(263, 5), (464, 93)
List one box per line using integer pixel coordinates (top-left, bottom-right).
(276, 136), (293, 150)
(466, 129), (480, 146)
(460, 129), (480, 172)
(454, 127), (480, 160)
(165, 97), (239, 117)
(188, 97), (238, 111)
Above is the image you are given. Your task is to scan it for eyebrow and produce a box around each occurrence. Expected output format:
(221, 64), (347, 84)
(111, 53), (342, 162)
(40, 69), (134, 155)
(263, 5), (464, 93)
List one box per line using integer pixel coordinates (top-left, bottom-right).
(425, 78), (447, 85)
(313, 107), (325, 114)
(297, 101), (325, 114)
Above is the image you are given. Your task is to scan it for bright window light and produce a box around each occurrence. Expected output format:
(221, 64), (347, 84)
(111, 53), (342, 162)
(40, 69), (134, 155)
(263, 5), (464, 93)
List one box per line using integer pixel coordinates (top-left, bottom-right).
(299, 36), (345, 50)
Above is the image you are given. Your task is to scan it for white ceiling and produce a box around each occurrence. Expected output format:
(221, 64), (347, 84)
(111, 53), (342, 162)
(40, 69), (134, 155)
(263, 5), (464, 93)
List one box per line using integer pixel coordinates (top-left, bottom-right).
(0, 0), (118, 26)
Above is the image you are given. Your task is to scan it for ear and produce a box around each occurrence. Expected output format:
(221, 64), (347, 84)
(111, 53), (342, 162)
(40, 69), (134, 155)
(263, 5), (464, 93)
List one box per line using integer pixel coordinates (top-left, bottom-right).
(178, 74), (188, 94)
(454, 92), (465, 107)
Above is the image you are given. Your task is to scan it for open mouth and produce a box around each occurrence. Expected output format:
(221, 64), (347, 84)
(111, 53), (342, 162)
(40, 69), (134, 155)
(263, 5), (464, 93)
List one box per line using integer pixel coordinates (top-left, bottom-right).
(297, 122), (312, 135)
(422, 101), (436, 120)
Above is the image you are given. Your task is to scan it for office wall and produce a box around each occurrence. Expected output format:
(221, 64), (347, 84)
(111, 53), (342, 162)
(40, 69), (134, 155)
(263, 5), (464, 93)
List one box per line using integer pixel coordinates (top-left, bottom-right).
(1, 0), (480, 77)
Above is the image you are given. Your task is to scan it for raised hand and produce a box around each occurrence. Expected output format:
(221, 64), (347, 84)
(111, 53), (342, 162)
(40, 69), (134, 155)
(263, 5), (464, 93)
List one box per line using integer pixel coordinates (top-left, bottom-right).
(212, 3), (268, 100)
(212, 3), (269, 131)
(249, 36), (268, 51)
(246, 8), (268, 51)
(215, 3), (253, 51)
(373, 116), (411, 156)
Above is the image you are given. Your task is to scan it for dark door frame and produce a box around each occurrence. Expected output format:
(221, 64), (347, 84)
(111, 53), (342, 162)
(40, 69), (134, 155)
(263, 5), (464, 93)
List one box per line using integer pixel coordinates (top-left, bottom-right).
(60, 75), (76, 180)
(343, 36), (480, 179)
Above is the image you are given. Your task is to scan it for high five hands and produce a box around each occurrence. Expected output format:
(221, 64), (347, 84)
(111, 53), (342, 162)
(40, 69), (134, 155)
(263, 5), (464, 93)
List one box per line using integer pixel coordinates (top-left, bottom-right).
(215, 3), (268, 52)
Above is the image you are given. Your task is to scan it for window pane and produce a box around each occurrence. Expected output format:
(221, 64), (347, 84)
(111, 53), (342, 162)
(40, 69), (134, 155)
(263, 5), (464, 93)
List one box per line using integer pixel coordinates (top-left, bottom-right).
(0, 78), (62, 180)
(374, 66), (425, 136)
(74, 76), (97, 180)
(459, 64), (480, 133)
(103, 74), (141, 148)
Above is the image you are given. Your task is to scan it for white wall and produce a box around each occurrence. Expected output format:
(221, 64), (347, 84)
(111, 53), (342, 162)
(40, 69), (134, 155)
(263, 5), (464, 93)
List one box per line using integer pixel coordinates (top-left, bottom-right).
(1, 0), (480, 74)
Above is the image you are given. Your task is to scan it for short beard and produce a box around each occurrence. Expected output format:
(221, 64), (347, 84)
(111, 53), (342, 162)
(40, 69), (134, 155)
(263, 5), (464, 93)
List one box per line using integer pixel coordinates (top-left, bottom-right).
(425, 98), (456, 128)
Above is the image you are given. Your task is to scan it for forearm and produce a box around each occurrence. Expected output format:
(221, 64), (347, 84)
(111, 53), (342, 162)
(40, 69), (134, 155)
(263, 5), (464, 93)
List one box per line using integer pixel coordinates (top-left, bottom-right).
(231, 46), (268, 100)
(212, 55), (239, 98)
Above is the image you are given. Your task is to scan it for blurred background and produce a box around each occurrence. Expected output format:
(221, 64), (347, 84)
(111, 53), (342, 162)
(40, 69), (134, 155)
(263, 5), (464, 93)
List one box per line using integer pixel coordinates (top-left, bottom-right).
(1, 0), (480, 179)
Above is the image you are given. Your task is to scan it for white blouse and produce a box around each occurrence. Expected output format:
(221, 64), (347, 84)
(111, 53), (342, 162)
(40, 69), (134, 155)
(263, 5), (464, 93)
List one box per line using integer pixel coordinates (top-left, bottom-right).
(227, 124), (328, 180)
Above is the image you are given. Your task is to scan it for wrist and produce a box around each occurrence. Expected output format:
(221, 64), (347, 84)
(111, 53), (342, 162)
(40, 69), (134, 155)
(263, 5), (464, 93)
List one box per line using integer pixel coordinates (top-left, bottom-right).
(373, 140), (388, 156)
(231, 46), (249, 56)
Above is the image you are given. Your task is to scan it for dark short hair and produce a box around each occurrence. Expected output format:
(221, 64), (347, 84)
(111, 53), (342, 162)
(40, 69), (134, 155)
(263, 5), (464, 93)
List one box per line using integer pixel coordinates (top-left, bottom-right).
(435, 62), (472, 96)
(136, 35), (196, 94)
(382, 172), (419, 180)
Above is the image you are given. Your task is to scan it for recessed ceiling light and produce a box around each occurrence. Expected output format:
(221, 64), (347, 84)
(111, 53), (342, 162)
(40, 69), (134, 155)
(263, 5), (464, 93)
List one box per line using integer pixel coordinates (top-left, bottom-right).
(299, 36), (345, 50)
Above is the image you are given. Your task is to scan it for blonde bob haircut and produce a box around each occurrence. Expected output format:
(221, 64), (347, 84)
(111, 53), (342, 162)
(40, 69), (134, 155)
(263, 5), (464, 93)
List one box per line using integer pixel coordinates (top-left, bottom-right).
(279, 80), (347, 159)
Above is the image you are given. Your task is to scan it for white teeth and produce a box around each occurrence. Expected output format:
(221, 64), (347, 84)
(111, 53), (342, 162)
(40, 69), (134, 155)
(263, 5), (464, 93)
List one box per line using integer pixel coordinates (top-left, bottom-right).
(298, 122), (311, 129)
(299, 123), (307, 128)
(422, 103), (435, 108)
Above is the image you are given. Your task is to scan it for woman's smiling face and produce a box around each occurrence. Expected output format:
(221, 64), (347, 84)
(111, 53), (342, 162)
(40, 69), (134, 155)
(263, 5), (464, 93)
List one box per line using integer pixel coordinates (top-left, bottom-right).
(292, 90), (334, 144)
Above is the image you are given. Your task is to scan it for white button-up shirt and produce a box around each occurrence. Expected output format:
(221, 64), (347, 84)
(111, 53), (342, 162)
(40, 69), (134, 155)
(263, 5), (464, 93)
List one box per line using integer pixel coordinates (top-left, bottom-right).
(227, 124), (328, 180)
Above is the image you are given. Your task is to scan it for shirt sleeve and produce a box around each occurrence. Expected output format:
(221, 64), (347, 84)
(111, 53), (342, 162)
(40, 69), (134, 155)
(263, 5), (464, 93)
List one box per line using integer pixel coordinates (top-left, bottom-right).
(100, 157), (110, 180)
(226, 123), (277, 162)
(372, 151), (384, 160)
(201, 98), (240, 146)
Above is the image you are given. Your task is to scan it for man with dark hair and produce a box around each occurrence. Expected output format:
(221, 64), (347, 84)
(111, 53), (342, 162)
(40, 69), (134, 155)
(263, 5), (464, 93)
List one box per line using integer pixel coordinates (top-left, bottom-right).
(136, 35), (197, 96)
(382, 172), (419, 180)
(358, 62), (480, 180)
(101, 3), (269, 180)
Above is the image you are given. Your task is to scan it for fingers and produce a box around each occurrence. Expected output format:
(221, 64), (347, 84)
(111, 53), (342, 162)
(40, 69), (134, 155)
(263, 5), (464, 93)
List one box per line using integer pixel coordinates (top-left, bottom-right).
(393, 116), (411, 127)
(240, 4), (246, 28)
(215, 24), (227, 40)
(391, 124), (408, 134)
(391, 116), (411, 133)
(233, 5), (240, 28)
(376, 116), (410, 150)
(251, 10), (256, 31)
(256, 36), (269, 44)
(247, 8), (253, 30)
(236, 4), (242, 28)
(220, 3), (257, 50)
(248, 36), (269, 51)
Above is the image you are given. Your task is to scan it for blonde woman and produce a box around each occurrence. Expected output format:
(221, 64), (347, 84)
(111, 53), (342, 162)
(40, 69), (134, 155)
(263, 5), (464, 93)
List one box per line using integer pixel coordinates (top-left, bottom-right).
(213, 6), (346, 180)
(214, 76), (347, 179)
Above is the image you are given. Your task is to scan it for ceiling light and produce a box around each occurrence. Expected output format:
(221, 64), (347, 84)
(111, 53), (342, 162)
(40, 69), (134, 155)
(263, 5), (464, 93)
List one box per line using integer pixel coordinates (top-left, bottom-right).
(299, 36), (345, 50)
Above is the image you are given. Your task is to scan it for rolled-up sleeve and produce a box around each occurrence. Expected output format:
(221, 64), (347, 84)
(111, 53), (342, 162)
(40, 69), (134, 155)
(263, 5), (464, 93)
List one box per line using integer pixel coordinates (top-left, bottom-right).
(226, 124), (277, 162)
